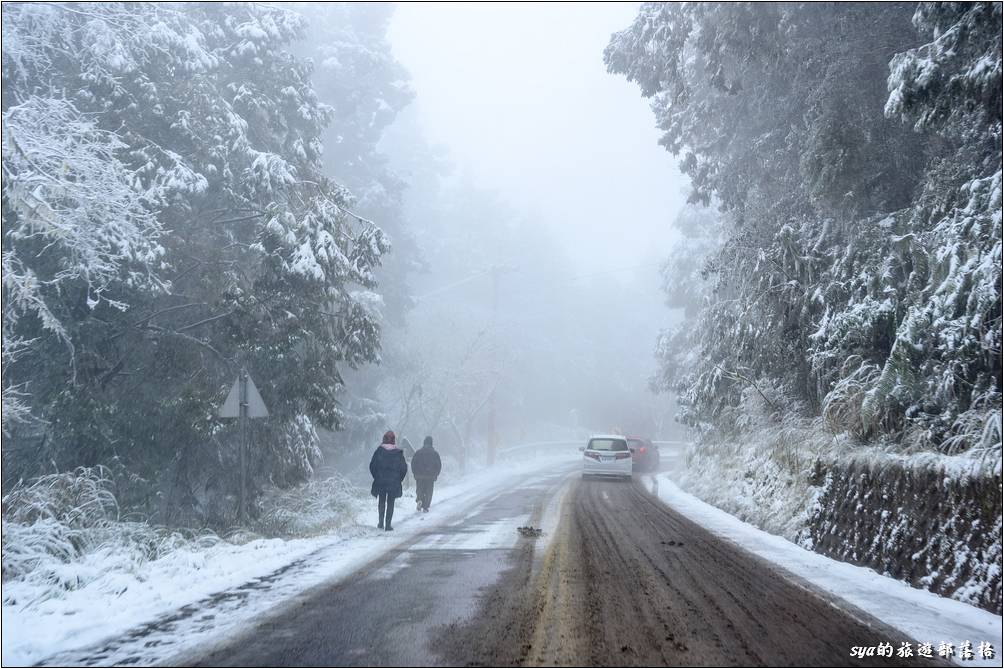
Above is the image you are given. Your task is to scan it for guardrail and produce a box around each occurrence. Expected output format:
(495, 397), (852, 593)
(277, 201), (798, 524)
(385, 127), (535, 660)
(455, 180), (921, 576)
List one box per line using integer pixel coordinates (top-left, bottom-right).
(497, 440), (583, 457)
(498, 439), (692, 457)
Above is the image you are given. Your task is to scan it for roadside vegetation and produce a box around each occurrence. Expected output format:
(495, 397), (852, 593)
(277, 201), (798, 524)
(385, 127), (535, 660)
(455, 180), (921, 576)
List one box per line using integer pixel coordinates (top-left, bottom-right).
(608, 2), (1002, 611)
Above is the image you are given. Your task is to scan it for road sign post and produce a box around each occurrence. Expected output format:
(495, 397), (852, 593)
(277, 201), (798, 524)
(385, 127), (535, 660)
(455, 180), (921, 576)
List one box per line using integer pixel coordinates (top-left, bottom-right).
(219, 369), (269, 524)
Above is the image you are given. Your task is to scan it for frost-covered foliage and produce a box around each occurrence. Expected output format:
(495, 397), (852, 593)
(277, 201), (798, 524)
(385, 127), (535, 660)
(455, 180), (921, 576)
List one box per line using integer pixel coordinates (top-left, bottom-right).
(610, 1), (1002, 610)
(653, 203), (724, 419)
(253, 474), (367, 538)
(885, 3), (1002, 143)
(608, 2), (1002, 460)
(1, 467), (219, 590)
(1, 96), (165, 432)
(2, 3), (396, 525)
(298, 2), (415, 325)
(677, 389), (843, 542)
(877, 3), (1003, 456)
(290, 3), (417, 462)
(2, 464), (367, 634)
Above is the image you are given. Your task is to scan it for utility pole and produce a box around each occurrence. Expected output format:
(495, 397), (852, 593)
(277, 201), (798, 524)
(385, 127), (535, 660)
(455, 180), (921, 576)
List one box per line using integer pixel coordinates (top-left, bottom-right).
(488, 265), (499, 467)
(408, 264), (516, 467)
(487, 263), (516, 466)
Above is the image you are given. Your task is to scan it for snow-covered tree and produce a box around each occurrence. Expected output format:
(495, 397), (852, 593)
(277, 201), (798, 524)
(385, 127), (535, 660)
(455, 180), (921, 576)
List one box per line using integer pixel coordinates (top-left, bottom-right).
(1, 96), (165, 433)
(2, 3), (393, 524)
(608, 2), (1001, 456)
(290, 3), (418, 465)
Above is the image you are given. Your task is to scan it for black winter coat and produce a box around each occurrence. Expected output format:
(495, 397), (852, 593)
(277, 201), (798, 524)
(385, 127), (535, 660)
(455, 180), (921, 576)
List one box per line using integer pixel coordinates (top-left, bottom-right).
(370, 446), (408, 499)
(411, 445), (442, 481)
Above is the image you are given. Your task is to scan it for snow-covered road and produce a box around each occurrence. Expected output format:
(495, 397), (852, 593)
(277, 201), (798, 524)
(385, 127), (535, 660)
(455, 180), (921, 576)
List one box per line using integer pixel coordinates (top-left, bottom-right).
(191, 470), (1001, 667)
(8, 452), (1000, 668)
(183, 468), (574, 666)
(4, 453), (577, 667)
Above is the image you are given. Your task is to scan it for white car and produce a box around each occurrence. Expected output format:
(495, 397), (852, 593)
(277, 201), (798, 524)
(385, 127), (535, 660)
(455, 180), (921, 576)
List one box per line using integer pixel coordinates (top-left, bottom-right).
(581, 434), (633, 479)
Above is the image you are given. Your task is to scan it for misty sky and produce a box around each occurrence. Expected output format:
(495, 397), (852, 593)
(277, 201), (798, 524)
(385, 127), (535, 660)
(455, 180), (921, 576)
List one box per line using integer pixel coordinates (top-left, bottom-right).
(387, 2), (687, 271)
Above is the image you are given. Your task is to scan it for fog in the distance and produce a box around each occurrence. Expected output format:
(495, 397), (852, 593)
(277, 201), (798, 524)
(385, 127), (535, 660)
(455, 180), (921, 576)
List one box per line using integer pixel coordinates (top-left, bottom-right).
(388, 2), (685, 268)
(344, 2), (691, 462)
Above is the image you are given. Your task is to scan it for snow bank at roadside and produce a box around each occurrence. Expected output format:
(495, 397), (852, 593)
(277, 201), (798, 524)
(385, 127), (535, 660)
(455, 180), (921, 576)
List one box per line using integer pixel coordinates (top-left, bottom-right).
(675, 408), (1002, 613)
(647, 473), (1003, 667)
(3, 451), (577, 666)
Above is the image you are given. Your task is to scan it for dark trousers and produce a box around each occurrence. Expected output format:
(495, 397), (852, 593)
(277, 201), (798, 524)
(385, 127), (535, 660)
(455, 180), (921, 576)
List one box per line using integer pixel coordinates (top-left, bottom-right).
(377, 492), (395, 527)
(416, 478), (435, 510)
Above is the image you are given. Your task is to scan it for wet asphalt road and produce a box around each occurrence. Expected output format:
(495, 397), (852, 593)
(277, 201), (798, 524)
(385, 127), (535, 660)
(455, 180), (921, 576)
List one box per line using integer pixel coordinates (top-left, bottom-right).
(185, 465), (944, 668)
(183, 469), (571, 667)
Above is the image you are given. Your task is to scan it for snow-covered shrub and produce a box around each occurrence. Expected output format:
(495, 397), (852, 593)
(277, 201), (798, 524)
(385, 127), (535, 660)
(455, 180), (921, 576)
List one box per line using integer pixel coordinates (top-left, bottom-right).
(678, 386), (841, 541)
(252, 475), (367, 539)
(820, 358), (882, 440)
(2, 467), (220, 598)
(3, 467), (119, 528)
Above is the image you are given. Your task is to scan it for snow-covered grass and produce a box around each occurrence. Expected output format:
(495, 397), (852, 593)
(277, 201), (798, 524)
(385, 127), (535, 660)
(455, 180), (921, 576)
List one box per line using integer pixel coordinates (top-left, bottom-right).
(2, 452), (576, 666)
(3, 522), (346, 666)
(679, 403), (841, 543)
(251, 473), (368, 538)
(647, 473), (1004, 668)
(680, 388), (999, 543)
(2, 468), (366, 624)
(2, 467), (222, 588)
(677, 388), (1002, 613)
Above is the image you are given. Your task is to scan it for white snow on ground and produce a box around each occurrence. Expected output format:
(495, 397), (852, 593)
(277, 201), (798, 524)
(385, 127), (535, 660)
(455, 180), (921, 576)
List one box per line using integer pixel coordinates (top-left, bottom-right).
(2, 452), (576, 667)
(646, 472), (1004, 668)
(12, 451), (992, 667)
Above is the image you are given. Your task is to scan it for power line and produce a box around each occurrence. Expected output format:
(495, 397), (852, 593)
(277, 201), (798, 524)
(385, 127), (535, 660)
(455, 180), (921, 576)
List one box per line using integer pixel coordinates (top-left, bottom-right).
(414, 267), (497, 301)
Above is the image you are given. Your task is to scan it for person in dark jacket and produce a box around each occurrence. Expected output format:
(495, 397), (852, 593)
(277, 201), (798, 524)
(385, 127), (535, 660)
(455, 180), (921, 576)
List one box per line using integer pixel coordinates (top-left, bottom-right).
(370, 430), (408, 530)
(411, 436), (442, 513)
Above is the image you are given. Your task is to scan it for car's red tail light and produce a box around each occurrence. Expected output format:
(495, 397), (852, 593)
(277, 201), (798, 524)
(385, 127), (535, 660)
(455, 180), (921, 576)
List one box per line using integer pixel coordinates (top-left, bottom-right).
(614, 452), (631, 460)
(639, 447), (646, 453)
(584, 452), (601, 461)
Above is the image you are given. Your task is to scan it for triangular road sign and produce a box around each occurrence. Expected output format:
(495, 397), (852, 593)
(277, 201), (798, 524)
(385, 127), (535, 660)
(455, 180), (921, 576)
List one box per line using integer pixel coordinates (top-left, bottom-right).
(244, 374), (268, 417)
(220, 379), (240, 418)
(219, 372), (269, 418)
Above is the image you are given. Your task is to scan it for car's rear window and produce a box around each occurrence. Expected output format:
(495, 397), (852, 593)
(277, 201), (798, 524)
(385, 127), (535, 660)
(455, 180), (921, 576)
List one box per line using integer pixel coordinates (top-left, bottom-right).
(627, 439), (644, 449)
(588, 438), (628, 451)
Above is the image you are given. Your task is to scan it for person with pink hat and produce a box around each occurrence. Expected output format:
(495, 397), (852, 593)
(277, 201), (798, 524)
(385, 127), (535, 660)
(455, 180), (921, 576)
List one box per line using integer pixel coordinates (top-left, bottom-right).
(369, 430), (408, 531)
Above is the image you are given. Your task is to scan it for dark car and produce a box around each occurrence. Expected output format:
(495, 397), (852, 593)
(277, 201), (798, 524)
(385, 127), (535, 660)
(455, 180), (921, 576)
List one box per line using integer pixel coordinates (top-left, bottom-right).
(626, 437), (659, 472)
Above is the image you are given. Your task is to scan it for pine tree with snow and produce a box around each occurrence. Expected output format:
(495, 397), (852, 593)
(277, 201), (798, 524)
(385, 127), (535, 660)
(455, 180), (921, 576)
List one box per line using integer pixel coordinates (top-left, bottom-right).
(2, 3), (395, 523)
